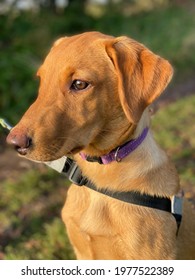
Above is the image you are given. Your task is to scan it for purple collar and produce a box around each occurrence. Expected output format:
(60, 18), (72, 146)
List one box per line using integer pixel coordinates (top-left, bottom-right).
(80, 127), (149, 164)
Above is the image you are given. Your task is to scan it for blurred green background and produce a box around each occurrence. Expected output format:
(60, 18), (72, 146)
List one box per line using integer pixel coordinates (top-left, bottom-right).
(0, 0), (195, 259)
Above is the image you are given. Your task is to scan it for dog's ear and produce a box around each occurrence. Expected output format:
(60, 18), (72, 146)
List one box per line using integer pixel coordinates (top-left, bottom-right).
(49, 37), (68, 52)
(105, 37), (173, 123)
(53, 37), (67, 47)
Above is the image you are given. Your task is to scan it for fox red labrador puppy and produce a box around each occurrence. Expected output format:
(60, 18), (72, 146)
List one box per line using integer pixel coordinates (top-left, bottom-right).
(7, 32), (195, 259)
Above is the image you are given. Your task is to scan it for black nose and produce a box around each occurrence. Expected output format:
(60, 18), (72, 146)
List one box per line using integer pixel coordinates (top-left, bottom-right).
(6, 129), (32, 156)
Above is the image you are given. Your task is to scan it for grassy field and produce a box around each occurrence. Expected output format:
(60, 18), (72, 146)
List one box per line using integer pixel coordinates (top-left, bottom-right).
(0, 2), (195, 259)
(152, 95), (195, 200)
(0, 167), (74, 260)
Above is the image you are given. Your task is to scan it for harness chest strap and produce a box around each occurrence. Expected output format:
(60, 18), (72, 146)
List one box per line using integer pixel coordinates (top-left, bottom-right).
(61, 157), (183, 232)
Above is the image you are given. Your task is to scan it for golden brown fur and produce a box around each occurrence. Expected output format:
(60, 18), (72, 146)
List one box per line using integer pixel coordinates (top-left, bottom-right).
(7, 32), (195, 259)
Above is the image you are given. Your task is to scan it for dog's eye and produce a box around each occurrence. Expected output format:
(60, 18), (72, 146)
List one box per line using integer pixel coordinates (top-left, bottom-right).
(71, 80), (89, 91)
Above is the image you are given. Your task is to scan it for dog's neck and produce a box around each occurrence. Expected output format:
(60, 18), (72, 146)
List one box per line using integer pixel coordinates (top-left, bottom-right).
(78, 108), (151, 164)
(80, 127), (149, 164)
(75, 109), (180, 198)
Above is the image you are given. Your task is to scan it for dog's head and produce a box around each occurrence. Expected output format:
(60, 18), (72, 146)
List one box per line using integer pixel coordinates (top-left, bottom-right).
(7, 31), (173, 161)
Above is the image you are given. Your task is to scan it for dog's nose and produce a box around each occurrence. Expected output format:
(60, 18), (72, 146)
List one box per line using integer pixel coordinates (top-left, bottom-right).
(6, 129), (32, 156)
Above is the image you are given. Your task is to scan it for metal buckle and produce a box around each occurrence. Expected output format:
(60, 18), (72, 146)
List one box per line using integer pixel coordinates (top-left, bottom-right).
(171, 191), (183, 216)
(171, 191), (183, 234)
(114, 146), (121, 162)
(67, 162), (86, 186)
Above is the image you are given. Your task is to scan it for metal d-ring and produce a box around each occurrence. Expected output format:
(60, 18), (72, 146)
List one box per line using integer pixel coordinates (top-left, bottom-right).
(114, 146), (121, 162)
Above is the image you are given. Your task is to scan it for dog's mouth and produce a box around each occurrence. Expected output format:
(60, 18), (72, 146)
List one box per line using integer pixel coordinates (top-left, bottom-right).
(15, 143), (85, 164)
(68, 146), (84, 155)
(15, 139), (33, 157)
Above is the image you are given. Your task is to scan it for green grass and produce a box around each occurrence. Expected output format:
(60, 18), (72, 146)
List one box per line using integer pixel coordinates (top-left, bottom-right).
(0, 169), (74, 260)
(152, 94), (195, 191)
(5, 218), (75, 260)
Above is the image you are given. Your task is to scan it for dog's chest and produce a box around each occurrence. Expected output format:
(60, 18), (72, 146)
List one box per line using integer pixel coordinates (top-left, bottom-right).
(62, 185), (177, 259)
(63, 185), (116, 235)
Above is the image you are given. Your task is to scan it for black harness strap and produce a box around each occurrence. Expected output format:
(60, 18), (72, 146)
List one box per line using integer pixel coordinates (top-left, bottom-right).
(62, 157), (182, 232)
